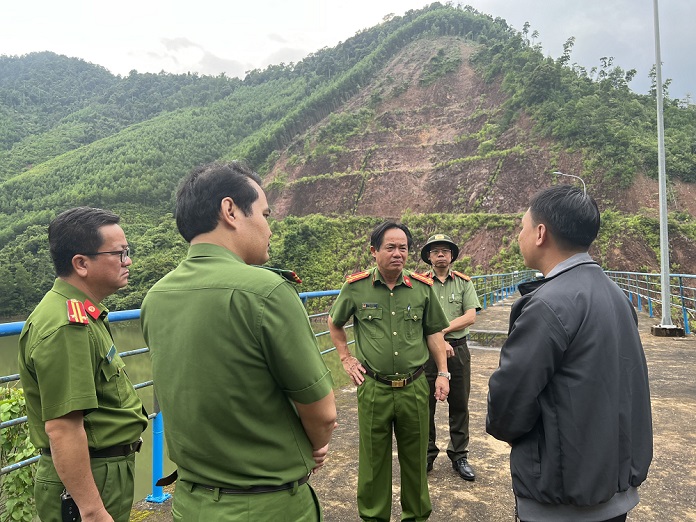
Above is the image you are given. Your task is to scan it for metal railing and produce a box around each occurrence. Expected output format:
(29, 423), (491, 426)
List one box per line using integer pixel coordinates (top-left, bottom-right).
(605, 271), (695, 334)
(0, 309), (172, 503)
(0, 269), (552, 505)
(471, 270), (537, 308)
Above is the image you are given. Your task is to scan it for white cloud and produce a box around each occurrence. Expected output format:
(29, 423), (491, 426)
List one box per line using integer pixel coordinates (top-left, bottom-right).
(0, 0), (693, 99)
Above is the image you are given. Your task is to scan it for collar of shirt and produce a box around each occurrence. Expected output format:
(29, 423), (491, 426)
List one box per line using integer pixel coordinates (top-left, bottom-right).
(427, 269), (453, 283)
(372, 267), (410, 288)
(52, 278), (109, 318)
(187, 242), (245, 264)
(545, 252), (594, 278)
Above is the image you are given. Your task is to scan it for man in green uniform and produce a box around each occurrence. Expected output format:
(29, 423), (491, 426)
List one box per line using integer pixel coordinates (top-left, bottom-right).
(328, 222), (451, 522)
(141, 162), (336, 521)
(18, 207), (148, 522)
(420, 234), (481, 481)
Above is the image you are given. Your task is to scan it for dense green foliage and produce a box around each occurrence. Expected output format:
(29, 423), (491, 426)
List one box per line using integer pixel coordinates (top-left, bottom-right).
(4, 209), (693, 319)
(0, 75), (311, 245)
(0, 3), (694, 319)
(420, 47), (463, 86)
(471, 27), (696, 185)
(0, 387), (36, 521)
(0, 211), (520, 317)
(0, 52), (241, 181)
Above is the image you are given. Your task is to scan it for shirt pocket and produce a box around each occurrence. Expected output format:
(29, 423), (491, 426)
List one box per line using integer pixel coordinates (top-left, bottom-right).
(356, 308), (384, 338)
(448, 294), (463, 304)
(403, 306), (424, 340)
(98, 356), (129, 408)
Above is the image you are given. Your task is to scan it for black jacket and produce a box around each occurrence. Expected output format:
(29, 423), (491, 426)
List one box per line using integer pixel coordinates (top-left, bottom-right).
(487, 260), (653, 506)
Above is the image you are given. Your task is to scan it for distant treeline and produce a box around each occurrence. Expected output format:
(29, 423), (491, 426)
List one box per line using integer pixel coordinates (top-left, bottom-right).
(2, 210), (695, 320)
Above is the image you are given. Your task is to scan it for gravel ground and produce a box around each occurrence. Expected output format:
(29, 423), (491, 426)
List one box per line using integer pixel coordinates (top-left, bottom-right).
(130, 297), (696, 521)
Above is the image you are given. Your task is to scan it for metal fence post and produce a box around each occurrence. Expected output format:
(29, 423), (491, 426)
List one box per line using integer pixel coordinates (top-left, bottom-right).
(482, 276), (488, 309)
(146, 395), (171, 503)
(678, 276), (691, 335)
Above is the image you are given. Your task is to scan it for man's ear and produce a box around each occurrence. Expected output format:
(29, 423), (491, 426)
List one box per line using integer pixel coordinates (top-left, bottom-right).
(71, 255), (90, 279)
(220, 197), (237, 228)
(536, 223), (548, 246)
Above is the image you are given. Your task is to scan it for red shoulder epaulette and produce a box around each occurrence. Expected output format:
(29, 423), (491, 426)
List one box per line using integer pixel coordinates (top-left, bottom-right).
(66, 299), (89, 325)
(452, 270), (471, 282)
(409, 272), (434, 286)
(346, 270), (370, 284)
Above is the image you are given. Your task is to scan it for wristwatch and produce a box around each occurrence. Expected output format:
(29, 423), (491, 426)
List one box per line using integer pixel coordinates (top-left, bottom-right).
(437, 371), (451, 380)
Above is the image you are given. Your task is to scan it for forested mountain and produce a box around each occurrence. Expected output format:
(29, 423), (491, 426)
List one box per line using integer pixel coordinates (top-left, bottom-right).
(1, 2), (695, 319)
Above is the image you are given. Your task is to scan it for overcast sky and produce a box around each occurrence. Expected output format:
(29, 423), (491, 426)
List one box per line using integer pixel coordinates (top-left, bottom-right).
(1, 1), (693, 100)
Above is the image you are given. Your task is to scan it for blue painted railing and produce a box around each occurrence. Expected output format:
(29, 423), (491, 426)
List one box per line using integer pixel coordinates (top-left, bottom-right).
(470, 270), (537, 309)
(606, 271), (695, 334)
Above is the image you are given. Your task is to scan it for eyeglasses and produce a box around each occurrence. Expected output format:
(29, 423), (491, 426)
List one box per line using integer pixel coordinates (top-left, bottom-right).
(83, 247), (130, 263)
(430, 248), (451, 255)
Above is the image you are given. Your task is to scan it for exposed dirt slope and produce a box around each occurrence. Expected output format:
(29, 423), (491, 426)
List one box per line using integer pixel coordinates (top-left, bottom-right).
(264, 36), (696, 274)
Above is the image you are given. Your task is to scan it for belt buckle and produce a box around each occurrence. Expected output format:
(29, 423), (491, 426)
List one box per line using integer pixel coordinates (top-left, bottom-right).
(391, 379), (406, 388)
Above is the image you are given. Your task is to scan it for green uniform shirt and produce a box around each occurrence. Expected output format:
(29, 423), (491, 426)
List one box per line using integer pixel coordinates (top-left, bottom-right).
(329, 267), (449, 374)
(141, 243), (333, 488)
(18, 279), (147, 450)
(425, 270), (481, 340)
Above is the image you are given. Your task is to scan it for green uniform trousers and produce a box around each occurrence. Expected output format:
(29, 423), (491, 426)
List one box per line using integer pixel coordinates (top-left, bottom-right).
(425, 342), (471, 463)
(171, 480), (322, 521)
(34, 453), (136, 522)
(357, 373), (431, 522)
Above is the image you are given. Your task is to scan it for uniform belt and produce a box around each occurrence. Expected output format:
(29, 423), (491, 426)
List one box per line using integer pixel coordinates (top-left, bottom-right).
(41, 438), (142, 458)
(194, 473), (310, 495)
(363, 365), (424, 388)
(447, 337), (468, 348)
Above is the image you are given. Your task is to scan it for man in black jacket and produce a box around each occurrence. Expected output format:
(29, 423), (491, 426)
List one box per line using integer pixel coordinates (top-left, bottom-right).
(487, 185), (653, 522)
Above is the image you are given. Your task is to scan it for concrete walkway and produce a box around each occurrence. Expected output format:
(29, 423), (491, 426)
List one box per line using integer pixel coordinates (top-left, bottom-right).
(130, 297), (696, 521)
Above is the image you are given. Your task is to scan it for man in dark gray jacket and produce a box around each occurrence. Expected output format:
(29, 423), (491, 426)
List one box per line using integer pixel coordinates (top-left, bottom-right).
(487, 185), (652, 522)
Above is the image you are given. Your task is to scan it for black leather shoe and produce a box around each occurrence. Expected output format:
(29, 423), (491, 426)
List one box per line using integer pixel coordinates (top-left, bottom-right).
(452, 457), (475, 481)
(427, 460), (434, 473)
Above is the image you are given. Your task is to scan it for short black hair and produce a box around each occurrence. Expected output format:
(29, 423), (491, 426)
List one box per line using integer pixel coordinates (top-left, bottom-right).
(175, 162), (263, 243)
(529, 184), (600, 250)
(370, 222), (413, 250)
(49, 207), (121, 276)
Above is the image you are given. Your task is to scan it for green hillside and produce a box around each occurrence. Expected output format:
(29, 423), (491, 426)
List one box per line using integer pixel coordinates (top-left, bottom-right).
(1, 2), (695, 319)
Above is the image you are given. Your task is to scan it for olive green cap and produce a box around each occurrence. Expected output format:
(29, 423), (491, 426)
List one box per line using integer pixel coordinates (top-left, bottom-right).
(420, 234), (459, 265)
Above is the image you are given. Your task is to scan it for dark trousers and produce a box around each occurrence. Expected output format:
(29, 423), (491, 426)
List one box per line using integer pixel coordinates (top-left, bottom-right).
(425, 340), (471, 463)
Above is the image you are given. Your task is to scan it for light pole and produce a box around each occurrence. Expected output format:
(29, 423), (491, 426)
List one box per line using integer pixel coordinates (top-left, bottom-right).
(651, 0), (684, 336)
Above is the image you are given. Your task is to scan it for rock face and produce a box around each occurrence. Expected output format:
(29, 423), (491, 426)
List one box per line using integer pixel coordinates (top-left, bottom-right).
(264, 37), (696, 274)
